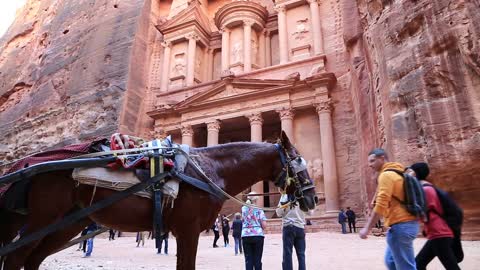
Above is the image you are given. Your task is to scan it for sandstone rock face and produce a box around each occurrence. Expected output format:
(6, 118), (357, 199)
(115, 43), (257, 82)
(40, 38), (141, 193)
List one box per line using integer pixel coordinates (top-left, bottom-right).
(353, 0), (480, 236)
(0, 0), (155, 161)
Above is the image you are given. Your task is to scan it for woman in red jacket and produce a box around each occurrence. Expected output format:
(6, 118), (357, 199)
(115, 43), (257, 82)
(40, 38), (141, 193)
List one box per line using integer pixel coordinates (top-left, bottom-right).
(407, 162), (460, 270)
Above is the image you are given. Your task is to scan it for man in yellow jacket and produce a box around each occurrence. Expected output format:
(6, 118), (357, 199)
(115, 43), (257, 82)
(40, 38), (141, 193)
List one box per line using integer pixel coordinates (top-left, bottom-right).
(359, 148), (419, 270)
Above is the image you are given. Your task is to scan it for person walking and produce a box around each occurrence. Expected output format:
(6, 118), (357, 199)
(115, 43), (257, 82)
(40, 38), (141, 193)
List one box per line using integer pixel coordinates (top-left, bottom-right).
(157, 232), (169, 255)
(213, 214), (220, 248)
(276, 192), (307, 270)
(232, 212), (243, 255)
(109, 228), (115, 241)
(346, 207), (356, 233)
(407, 162), (461, 270)
(83, 223), (98, 257)
(222, 214), (231, 247)
(77, 227), (88, 252)
(359, 148), (419, 270)
(338, 209), (347, 234)
(136, 231), (145, 247)
(242, 191), (267, 270)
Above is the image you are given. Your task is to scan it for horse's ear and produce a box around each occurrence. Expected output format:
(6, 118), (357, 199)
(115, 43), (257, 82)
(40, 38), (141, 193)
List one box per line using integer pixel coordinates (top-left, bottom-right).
(280, 130), (292, 149)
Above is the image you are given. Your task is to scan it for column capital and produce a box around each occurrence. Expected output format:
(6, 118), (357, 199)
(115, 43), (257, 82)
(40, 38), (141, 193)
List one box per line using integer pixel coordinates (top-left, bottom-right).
(206, 120), (221, 131)
(186, 33), (200, 41)
(277, 108), (295, 120)
(246, 113), (263, 125)
(243, 19), (255, 27)
(161, 40), (172, 48)
(315, 99), (333, 114)
(219, 26), (230, 34)
(181, 125), (194, 136)
(274, 5), (286, 13)
(307, 0), (319, 4)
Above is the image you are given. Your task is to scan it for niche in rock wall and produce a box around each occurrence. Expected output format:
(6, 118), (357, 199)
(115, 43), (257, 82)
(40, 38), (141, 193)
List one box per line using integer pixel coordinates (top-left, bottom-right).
(229, 27), (244, 73)
(169, 41), (188, 89)
(286, 5), (312, 61)
(194, 45), (204, 83)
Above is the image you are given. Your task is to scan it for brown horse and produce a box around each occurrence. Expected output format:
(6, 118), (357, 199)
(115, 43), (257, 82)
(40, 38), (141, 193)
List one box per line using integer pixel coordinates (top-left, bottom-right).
(1, 132), (318, 270)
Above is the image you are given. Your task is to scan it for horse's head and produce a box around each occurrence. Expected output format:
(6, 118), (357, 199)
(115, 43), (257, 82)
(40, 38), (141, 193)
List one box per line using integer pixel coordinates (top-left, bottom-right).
(273, 131), (318, 212)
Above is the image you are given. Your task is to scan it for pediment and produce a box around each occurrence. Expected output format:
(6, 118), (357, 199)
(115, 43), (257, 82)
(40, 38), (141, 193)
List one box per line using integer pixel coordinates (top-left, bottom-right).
(160, 1), (211, 33)
(176, 79), (290, 110)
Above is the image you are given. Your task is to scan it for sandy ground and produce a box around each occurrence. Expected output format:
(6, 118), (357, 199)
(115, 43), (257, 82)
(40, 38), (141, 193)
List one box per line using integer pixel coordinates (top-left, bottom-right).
(40, 232), (479, 270)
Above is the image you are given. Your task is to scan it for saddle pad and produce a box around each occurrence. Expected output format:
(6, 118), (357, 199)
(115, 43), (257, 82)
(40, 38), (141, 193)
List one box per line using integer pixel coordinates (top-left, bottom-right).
(72, 167), (152, 199)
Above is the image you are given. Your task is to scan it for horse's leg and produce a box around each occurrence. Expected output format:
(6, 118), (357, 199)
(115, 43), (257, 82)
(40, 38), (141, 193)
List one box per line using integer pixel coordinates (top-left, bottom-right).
(175, 230), (201, 270)
(23, 218), (91, 270)
(0, 210), (26, 245)
(4, 171), (75, 270)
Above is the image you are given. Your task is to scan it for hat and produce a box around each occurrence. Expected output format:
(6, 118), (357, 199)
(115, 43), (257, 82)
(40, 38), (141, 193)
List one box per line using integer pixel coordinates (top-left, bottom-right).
(247, 191), (258, 202)
(409, 162), (430, 180)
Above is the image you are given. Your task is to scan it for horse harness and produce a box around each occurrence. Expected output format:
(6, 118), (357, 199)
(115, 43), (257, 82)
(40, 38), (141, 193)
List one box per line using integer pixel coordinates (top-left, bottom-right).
(273, 143), (315, 207)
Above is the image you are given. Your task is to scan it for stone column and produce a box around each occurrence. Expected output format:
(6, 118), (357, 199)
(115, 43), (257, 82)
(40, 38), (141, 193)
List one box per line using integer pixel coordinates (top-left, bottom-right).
(181, 125), (194, 146)
(221, 28), (230, 71)
(160, 41), (171, 91)
(258, 29), (266, 68)
(203, 48), (209, 82)
(275, 5), (288, 64)
(315, 100), (339, 215)
(308, 0), (323, 55)
(186, 34), (198, 86)
(265, 31), (271, 66)
(207, 120), (221, 146)
(277, 108), (294, 143)
(243, 20), (254, 73)
(247, 113), (264, 207)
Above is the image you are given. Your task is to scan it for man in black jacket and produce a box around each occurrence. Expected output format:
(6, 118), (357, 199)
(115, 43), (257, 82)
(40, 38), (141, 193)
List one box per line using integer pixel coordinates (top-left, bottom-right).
(346, 207), (356, 233)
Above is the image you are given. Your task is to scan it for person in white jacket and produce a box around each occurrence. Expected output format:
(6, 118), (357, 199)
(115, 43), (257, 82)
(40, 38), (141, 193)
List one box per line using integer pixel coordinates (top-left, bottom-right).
(276, 191), (309, 270)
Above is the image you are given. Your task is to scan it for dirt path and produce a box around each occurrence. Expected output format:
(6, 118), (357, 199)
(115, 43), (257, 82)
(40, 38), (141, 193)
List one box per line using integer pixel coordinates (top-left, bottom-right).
(41, 232), (479, 269)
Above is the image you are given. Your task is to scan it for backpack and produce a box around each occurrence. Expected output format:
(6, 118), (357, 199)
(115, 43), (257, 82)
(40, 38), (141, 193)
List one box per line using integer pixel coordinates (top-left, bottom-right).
(423, 183), (464, 262)
(384, 169), (428, 221)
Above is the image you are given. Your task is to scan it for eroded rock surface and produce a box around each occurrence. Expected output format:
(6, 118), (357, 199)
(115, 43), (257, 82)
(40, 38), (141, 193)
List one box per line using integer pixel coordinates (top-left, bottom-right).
(0, 0), (154, 161)
(354, 0), (480, 236)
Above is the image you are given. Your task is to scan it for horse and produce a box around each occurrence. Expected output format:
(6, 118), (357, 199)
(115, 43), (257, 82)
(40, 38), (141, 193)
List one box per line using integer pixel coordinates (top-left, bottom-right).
(1, 131), (318, 270)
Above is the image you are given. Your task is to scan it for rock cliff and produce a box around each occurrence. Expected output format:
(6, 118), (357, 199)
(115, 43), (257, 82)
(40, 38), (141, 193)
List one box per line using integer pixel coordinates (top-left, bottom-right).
(351, 0), (480, 237)
(0, 0), (156, 161)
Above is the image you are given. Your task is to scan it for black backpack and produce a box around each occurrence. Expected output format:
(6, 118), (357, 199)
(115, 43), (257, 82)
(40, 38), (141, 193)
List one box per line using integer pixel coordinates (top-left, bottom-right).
(423, 183), (464, 262)
(385, 169), (428, 222)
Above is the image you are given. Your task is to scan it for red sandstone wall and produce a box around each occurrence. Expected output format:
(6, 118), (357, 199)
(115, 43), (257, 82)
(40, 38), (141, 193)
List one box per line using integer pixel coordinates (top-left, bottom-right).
(0, 0), (153, 161)
(355, 0), (480, 236)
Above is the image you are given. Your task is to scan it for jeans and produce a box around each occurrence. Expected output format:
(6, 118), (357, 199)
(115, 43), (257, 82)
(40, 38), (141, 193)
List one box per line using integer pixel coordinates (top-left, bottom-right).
(340, 222), (347, 234)
(242, 236), (264, 270)
(348, 220), (356, 233)
(213, 230), (220, 247)
(416, 237), (460, 270)
(158, 236), (168, 254)
(385, 220), (419, 270)
(234, 236), (243, 255)
(282, 225), (306, 270)
(85, 233), (94, 256)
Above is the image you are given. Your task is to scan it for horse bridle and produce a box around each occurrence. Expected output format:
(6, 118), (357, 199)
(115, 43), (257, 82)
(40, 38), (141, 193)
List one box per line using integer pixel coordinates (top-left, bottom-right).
(273, 143), (315, 202)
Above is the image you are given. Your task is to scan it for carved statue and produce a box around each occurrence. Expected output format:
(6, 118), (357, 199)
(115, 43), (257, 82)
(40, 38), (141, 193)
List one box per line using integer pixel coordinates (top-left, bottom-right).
(172, 54), (186, 77)
(292, 18), (309, 40)
(307, 158), (323, 183)
(232, 42), (243, 63)
(251, 39), (258, 63)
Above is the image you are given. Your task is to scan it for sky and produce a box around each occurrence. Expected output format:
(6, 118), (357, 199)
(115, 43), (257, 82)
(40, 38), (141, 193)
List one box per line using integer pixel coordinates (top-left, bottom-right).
(0, 0), (27, 38)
